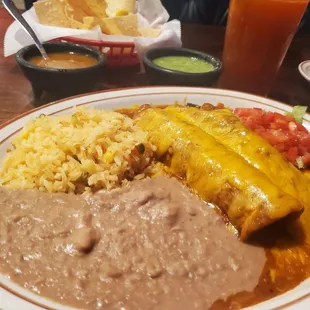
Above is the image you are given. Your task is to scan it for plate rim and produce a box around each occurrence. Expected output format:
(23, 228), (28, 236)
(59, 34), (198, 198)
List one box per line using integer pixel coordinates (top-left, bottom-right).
(1, 86), (309, 131)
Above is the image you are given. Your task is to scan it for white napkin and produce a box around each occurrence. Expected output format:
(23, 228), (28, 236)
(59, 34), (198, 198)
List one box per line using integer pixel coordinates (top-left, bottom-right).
(4, 0), (182, 59)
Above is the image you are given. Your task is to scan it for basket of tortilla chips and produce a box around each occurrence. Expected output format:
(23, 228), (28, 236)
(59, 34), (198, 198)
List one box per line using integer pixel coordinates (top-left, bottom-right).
(33, 0), (161, 66)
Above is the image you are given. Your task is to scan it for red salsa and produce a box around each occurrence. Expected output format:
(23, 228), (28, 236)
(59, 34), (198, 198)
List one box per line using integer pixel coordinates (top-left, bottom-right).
(234, 108), (310, 169)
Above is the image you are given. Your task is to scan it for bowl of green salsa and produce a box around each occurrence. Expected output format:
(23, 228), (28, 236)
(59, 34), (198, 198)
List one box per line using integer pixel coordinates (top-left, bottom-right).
(143, 48), (222, 87)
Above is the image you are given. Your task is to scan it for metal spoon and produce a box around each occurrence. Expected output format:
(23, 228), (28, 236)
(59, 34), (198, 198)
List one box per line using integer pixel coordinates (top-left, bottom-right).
(2, 0), (48, 60)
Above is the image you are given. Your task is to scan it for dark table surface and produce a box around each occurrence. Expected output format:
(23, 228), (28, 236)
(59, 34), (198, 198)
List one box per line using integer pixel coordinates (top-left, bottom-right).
(1, 8), (310, 126)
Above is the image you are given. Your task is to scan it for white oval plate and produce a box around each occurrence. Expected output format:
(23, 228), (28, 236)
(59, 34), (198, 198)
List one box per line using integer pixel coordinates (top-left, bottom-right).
(0, 87), (310, 310)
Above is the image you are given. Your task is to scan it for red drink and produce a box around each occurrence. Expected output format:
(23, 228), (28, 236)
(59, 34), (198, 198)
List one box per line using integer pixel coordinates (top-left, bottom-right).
(219, 0), (309, 96)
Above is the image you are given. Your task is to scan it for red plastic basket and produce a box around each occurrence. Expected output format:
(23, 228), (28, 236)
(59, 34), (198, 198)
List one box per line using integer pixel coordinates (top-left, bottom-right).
(58, 36), (140, 67)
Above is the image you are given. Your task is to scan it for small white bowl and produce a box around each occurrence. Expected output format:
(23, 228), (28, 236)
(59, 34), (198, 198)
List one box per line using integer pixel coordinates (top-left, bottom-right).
(298, 60), (310, 82)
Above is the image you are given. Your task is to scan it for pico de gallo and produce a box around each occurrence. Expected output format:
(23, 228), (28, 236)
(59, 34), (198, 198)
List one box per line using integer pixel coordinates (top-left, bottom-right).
(234, 106), (310, 169)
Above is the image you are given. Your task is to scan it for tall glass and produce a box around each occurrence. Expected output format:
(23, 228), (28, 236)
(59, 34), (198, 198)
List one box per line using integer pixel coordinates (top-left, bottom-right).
(219, 0), (309, 96)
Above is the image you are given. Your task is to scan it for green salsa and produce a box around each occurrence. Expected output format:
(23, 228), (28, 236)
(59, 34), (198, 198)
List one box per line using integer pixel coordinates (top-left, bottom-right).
(152, 56), (214, 73)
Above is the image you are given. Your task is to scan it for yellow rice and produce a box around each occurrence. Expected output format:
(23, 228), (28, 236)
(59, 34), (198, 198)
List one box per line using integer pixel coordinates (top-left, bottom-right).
(0, 107), (155, 193)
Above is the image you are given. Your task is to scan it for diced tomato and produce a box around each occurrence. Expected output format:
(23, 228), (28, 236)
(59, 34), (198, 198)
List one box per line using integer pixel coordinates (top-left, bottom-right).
(296, 122), (309, 132)
(272, 130), (290, 144)
(286, 147), (298, 163)
(288, 122), (297, 132)
(274, 117), (289, 130)
(302, 154), (310, 166)
(234, 108), (310, 168)
(262, 112), (275, 125)
(284, 114), (296, 122)
(300, 135), (310, 147)
(298, 146), (309, 156)
(275, 143), (288, 153)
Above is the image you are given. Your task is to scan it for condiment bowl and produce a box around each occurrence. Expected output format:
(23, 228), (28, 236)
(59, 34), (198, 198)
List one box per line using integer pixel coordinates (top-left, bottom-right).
(16, 42), (107, 100)
(143, 48), (222, 87)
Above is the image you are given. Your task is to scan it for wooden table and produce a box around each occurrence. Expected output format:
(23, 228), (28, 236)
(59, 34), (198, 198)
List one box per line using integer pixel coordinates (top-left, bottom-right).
(1, 8), (310, 126)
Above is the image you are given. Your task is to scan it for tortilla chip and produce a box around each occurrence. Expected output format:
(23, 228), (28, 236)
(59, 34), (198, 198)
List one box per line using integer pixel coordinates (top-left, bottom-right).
(100, 14), (140, 36)
(34, 0), (89, 29)
(35, 0), (139, 35)
(138, 27), (161, 38)
(65, 0), (89, 21)
(82, 0), (108, 18)
(70, 17), (93, 29)
(105, 0), (136, 17)
(115, 9), (130, 17)
(82, 16), (102, 28)
(34, 0), (71, 28)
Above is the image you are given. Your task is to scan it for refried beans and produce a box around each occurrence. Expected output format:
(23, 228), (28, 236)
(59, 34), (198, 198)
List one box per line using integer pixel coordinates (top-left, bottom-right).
(0, 176), (266, 310)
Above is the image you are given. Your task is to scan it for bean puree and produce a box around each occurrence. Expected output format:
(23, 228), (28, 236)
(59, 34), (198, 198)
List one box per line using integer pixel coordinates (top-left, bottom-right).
(0, 176), (266, 310)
